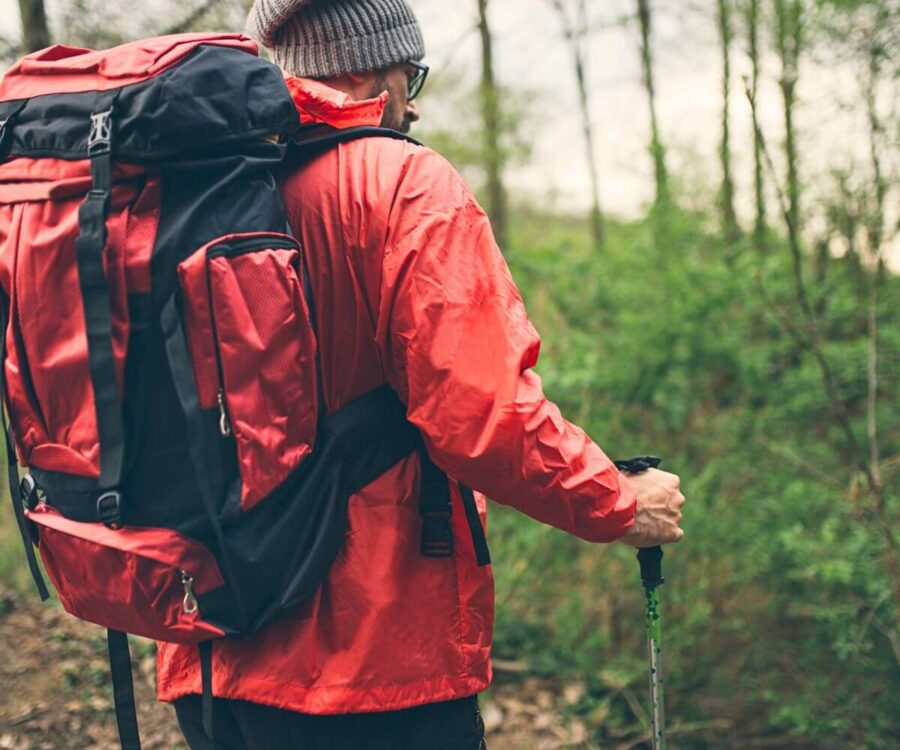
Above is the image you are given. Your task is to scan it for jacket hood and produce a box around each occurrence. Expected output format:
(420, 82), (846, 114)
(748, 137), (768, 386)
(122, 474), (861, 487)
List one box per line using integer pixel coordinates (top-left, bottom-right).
(284, 76), (388, 129)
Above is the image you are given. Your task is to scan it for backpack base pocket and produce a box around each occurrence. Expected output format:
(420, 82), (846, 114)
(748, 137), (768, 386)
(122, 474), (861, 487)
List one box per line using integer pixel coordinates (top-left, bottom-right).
(26, 504), (226, 644)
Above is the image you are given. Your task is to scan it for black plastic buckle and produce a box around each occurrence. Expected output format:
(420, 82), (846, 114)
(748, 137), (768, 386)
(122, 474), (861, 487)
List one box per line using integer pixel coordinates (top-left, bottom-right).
(97, 490), (123, 529)
(87, 109), (113, 156)
(420, 511), (453, 558)
(19, 474), (39, 511)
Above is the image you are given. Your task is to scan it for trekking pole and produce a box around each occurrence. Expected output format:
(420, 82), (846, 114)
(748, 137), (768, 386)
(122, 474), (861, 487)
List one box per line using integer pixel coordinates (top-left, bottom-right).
(614, 455), (666, 750)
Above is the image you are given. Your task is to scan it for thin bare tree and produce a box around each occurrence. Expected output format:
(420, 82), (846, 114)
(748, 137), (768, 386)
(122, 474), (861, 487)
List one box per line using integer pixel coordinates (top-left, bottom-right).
(635, 0), (669, 207)
(774, 0), (802, 234)
(718, 0), (740, 239)
(548, 0), (604, 250)
(477, 0), (509, 250)
(746, 0), (767, 245)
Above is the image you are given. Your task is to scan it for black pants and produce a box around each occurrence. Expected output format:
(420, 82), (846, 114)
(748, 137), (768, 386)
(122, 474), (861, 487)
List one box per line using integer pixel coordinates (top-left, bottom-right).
(174, 694), (488, 750)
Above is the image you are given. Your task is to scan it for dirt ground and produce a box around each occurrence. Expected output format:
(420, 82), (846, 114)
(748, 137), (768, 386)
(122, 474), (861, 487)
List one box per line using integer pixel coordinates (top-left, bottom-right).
(0, 588), (595, 750)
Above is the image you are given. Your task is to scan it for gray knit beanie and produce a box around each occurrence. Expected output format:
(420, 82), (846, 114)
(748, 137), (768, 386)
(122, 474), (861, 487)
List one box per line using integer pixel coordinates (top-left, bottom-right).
(246, 0), (425, 78)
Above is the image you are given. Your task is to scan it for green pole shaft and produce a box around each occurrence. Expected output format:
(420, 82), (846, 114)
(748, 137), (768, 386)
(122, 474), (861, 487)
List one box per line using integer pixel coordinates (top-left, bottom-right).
(637, 544), (666, 749)
(644, 581), (666, 750)
(615, 457), (668, 749)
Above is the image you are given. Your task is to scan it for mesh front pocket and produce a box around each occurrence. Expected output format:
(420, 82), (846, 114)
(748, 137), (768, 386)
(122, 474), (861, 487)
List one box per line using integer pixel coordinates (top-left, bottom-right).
(178, 232), (319, 510)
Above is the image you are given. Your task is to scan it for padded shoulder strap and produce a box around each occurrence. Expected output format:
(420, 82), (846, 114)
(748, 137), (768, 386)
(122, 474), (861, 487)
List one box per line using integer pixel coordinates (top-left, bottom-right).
(289, 125), (420, 162)
(284, 124), (492, 568)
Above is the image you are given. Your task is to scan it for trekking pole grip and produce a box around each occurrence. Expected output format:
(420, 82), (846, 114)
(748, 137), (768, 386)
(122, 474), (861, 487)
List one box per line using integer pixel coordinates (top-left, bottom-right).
(613, 455), (665, 590)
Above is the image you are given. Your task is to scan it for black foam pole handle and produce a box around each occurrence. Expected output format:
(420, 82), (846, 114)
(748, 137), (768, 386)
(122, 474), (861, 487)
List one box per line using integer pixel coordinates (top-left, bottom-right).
(638, 545), (664, 589)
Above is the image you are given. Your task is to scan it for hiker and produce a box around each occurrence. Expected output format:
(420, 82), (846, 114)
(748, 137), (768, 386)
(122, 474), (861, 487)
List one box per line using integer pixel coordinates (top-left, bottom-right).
(159, 1), (686, 748)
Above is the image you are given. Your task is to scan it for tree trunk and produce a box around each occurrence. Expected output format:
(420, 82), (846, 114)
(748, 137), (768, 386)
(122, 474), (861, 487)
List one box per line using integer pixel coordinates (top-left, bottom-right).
(747, 0), (766, 245)
(552, 0), (604, 250)
(574, 0), (604, 249)
(863, 23), (886, 513)
(774, 0), (801, 235)
(18, 0), (51, 53)
(636, 0), (668, 207)
(718, 0), (739, 240)
(477, 0), (508, 251)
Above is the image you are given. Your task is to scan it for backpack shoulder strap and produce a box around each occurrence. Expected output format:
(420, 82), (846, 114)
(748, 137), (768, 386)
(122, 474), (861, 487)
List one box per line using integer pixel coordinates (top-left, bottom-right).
(288, 125), (421, 163)
(284, 125), (491, 568)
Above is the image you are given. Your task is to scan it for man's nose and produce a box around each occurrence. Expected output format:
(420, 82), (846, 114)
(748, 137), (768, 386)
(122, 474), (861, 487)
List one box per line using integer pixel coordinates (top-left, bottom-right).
(406, 100), (420, 123)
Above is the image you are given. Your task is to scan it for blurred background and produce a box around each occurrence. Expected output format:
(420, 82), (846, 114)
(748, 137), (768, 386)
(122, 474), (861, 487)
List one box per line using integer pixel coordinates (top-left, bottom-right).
(0, 0), (897, 748)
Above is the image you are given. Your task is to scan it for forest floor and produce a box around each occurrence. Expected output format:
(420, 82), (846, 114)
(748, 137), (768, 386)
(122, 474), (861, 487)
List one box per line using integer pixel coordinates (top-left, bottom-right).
(0, 588), (596, 750)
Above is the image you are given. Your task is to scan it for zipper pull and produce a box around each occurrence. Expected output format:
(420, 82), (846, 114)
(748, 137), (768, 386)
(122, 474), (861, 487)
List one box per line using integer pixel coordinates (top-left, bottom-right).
(217, 389), (232, 437)
(181, 570), (199, 615)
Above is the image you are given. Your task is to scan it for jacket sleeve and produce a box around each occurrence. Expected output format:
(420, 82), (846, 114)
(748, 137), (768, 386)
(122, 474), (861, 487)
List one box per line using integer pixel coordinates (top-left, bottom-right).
(375, 148), (636, 543)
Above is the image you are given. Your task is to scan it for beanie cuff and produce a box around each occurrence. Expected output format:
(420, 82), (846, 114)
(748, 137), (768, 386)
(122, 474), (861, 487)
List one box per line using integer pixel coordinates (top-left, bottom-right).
(247, 0), (426, 79)
(272, 19), (424, 77)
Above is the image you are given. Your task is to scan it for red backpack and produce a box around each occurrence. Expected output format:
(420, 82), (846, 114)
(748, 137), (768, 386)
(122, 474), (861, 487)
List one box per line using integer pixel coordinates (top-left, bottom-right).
(0, 33), (484, 749)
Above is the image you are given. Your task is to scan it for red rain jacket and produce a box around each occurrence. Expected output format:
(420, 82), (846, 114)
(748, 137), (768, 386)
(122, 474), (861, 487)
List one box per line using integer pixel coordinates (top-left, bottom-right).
(156, 76), (637, 714)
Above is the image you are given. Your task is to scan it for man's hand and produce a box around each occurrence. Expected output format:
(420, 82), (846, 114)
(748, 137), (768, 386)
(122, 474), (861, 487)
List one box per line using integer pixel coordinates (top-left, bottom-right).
(619, 468), (685, 547)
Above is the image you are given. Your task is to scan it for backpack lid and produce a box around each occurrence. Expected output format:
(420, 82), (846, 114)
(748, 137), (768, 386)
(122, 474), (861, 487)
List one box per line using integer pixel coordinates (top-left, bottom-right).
(0, 34), (301, 161)
(0, 33), (258, 101)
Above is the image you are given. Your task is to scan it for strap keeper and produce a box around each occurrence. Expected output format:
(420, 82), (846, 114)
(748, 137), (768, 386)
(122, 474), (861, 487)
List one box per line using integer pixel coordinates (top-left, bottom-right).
(420, 510), (453, 558)
(87, 187), (111, 203)
(97, 490), (123, 529)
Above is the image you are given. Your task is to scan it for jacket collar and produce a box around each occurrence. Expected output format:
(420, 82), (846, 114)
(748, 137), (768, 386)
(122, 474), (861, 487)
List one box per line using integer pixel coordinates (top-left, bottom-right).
(284, 76), (388, 129)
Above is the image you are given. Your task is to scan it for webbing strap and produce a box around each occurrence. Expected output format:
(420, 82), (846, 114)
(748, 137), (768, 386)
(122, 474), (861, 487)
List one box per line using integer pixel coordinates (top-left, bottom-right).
(419, 446), (453, 558)
(76, 186), (124, 489)
(199, 641), (215, 747)
(0, 301), (48, 599)
(107, 629), (141, 750)
(74, 101), (126, 526)
(4, 427), (49, 599)
(459, 483), (491, 567)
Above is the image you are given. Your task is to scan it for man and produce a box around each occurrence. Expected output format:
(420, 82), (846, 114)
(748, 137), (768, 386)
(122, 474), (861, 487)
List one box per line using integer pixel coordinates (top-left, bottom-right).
(161, 1), (686, 747)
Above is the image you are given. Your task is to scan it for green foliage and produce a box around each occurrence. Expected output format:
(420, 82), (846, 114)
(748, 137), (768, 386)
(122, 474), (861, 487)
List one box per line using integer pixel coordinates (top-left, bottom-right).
(485, 205), (899, 748)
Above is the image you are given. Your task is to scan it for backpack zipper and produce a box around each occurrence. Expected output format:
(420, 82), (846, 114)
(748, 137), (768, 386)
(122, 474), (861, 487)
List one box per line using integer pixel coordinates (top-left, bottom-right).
(181, 570), (199, 615)
(206, 283), (231, 438)
(216, 389), (231, 437)
(206, 236), (298, 259)
(204, 235), (300, 438)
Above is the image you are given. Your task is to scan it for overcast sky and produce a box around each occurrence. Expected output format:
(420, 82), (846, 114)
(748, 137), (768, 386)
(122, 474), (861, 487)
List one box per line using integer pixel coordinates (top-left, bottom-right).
(0, 0), (895, 239)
